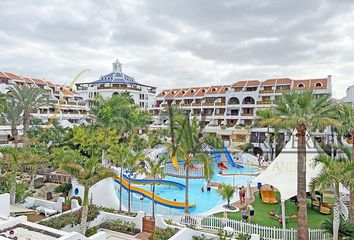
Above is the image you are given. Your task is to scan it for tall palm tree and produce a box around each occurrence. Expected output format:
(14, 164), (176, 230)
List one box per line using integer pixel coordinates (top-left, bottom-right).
(124, 149), (145, 214)
(62, 156), (115, 234)
(141, 156), (167, 219)
(167, 110), (214, 214)
(7, 84), (48, 148)
(107, 143), (130, 211)
(0, 147), (45, 204)
(259, 91), (337, 240)
(338, 103), (354, 223)
(0, 99), (23, 147)
(309, 155), (354, 240)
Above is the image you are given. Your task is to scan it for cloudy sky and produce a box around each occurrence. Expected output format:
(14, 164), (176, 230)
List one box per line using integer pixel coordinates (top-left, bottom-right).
(1, 0), (354, 98)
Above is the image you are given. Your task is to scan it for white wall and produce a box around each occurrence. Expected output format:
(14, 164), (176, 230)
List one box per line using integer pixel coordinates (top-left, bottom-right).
(23, 197), (64, 213)
(0, 193), (10, 218)
(70, 178), (121, 211)
(169, 228), (218, 240)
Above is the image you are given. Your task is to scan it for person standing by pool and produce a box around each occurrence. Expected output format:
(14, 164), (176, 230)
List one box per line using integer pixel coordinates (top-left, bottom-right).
(238, 187), (243, 204)
(241, 186), (246, 204)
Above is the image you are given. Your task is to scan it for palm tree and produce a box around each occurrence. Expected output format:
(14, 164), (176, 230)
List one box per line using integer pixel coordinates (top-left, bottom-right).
(124, 149), (145, 214)
(338, 103), (354, 223)
(0, 147), (45, 204)
(141, 156), (167, 219)
(309, 155), (354, 240)
(256, 109), (277, 160)
(0, 99), (23, 147)
(259, 91), (337, 240)
(7, 84), (48, 148)
(62, 156), (115, 234)
(107, 144), (130, 211)
(167, 110), (214, 214)
(218, 184), (236, 208)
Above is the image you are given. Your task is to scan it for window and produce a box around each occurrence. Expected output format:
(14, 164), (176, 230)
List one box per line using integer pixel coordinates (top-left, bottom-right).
(162, 92), (165, 95)
(201, 89), (206, 93)
(298, 83), (305, 88)
(182, 91), (185, 94)
(191, 89), (195, 93)
(212, 88), (216, 92)
(224, 87), (229, 91)
(315, 82), (322, 87)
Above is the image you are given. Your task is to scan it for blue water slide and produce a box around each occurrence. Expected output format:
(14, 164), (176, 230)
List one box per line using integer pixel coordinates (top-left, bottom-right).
(212, 148), (221, 163)
(123, 175), (185, 189)
(223, 147), (244, 168)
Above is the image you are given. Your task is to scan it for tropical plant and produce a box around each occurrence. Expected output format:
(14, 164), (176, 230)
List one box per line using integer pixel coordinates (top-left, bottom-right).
(309, 155), (354, 240)
(107, 143), (130, 211)
(321, 217), (354, 240)
(6, 84), (49, 148)
(148, 227), (178, 240)
(338, 103), (354, 223)
(259, 91), (338, 240)
(0, 99), (23, 147)
(166, 107), (214, 214)
(141, 156), (167, 219)
(124, 149), (145, 214)
(0, 147), (46, 204)
(54, 183), (73, 199)
(62, 156), (115, 234)
(218, 184), (236, 208)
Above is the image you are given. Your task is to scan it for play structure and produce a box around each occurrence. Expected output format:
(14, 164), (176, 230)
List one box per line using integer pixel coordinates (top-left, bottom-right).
(223, 147), (244, 169)
(123, 175), (185, 189)
(212, 148), (222, 163)
(114, 177), (196, 209)
(217, 162), (228, 171)
(260, 188), (278, 204)
(172, 156), (182, 171)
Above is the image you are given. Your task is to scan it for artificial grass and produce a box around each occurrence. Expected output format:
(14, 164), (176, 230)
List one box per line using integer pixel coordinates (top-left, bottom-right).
(213, 192), (333, 229)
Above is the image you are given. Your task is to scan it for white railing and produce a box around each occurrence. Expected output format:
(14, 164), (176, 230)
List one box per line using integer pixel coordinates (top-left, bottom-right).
(163, 214), (331, 240)
(340, 194), (349, 220)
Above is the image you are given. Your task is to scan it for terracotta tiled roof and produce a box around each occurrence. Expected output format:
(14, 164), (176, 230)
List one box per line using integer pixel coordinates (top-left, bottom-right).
(60, 89), (73, 95)
(245, 80), (260, 86)
(217, 85), (231, 94)
(294, 78), (328, 90)
(261, 79), (277, 86)
(4, 72), (23, 81)
(206, 85), (224, 95)
(164, 89), (181, 98)
(174, 88), (190, 98)
(183, 87), (200, 97)
(71, 89), (79, 95)
(45, 80), (55, 87)
(22, 77), (35, 84)
(0, 72), (10, 79)
(275, 78), (292, 85)
(232, 80), (248, 87)
(156, 90), (170, 97)
(31, 78), (47, 85)
(194, 87), (210, 97)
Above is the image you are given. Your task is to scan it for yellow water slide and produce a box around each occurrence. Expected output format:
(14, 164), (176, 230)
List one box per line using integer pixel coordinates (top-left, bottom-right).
(114, 177), (195, 209)
(172, 155), (182, 171)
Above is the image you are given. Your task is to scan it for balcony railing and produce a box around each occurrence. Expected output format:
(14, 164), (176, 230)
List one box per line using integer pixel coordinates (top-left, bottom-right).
(180, 103), (192, 106)
(259, 89), (274, 94)
(275, 89), (290, 93)
(241, 113), (254, 116)
(214, 102), (225, 106)
(192, 103), (202, 106)
(257, 101), (272, 105)
(202, 102), (215, 106)
(97, 85), (142, 91)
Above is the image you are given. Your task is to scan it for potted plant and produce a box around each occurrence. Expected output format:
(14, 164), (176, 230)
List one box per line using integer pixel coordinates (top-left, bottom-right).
(62, 199), (71, 211)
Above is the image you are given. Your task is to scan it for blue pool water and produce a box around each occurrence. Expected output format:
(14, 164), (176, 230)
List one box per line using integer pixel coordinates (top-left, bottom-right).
(116, 162), (259, 214)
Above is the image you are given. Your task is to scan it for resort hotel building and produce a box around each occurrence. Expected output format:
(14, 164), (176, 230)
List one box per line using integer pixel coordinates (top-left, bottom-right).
(341, 84), (354, 108)
(75, 59), (157, 109)
(0, 71), (89, 126)
(149, 76), (332, 150)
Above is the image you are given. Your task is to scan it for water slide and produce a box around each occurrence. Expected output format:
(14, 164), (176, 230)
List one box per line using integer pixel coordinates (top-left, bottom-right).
(172, 155), (182, 171)
(211, 148), (221, 163)
(223, 147), (244, 169)
(123, 175), (185, 189)
(114, 177), (196, 209)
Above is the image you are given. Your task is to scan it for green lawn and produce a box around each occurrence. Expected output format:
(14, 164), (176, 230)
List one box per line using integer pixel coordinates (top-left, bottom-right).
(213, 192), (333, 229)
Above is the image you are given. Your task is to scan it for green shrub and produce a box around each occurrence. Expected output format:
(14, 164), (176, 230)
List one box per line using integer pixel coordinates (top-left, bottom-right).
(100, 219), (138, 235)
(54, 183), (72, 196)
(34, 182), (45, 189)
(192, 234), (214, 240)
(85, 227), (98, 237)
(149, 227), (178, 240)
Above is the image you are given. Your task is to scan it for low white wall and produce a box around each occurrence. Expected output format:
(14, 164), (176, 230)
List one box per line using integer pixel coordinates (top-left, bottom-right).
(57, 231), (106, 240)
(0, 193), (10, 218)
(169, 228), (218, 240)
(88, 211), (145, 231)
(0, 216), (27, 230)
(23, 197), (64, 212)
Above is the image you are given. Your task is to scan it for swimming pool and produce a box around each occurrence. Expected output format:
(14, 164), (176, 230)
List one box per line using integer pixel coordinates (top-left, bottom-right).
(115, 162), (259, 215)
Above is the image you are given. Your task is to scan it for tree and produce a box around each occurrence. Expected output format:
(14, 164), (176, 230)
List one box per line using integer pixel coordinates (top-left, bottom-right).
(0, 147), (46, 204)
(107, 143), (130, 211)
(338, 103), (354, 223)
(141, 156), (167, 219)
(321, 218), (354, 240)
(0, 99), (23, 147)
(62, 156), (115, 234)
(309, 155), (354, 240)
(7, 84), (48, 148)
(167, 108), (214, 214)
(124, 149), (145, 214)
(218, 184), (236, 208)
(259, 91), (337, 240)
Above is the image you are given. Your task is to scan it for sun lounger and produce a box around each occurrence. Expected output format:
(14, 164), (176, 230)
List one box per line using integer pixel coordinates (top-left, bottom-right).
(319, 205), (331, 215)
(261, 190), (270, 204)
(322, 202), (332, 209)
(36, 206), (58, 217)
(268, 190), (278, 204)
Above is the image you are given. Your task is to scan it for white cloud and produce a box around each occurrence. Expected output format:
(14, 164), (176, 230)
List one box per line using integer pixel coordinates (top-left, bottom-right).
(0, 0), (353, 98)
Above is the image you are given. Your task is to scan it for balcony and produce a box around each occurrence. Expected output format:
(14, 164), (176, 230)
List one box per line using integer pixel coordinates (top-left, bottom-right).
(161, 103), (168, 107)
(275, 89), (290, 93)
(214, 102), (225, 106)
(257, 101), (272, 105)
(192, 103), (202, 106)
(97, 85), (142, 91)
(202, 102), (215, 106)
(171, 103), (180, 107)
(259, 89), (274, 94)
(241, 113), (254, 116)
(180, 103), (192, 107)
(214, 113), (225, 116)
